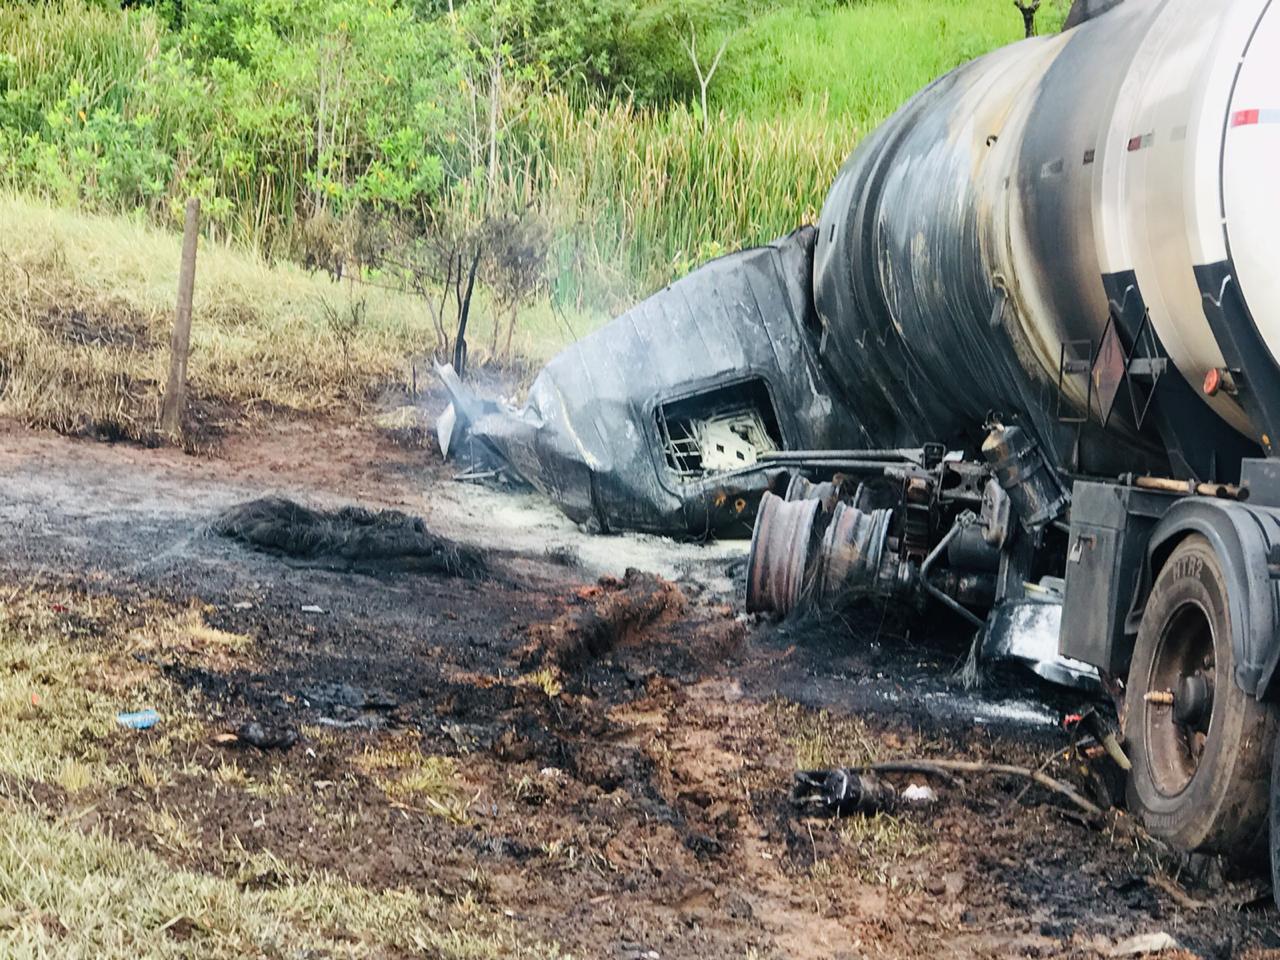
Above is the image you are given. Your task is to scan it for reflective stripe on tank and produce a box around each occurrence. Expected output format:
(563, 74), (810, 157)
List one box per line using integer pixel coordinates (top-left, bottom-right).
(1231, 107), (1280, 125)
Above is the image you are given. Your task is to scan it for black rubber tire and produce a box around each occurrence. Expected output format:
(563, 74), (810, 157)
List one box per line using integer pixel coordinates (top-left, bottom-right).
(1124, 534), (1277, 859)
(1272, 731), (1280, 908)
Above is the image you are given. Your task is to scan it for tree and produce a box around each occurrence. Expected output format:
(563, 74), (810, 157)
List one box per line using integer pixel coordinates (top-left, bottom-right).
(683, 18), (732, 133)
(1014, 0), (1042, 38)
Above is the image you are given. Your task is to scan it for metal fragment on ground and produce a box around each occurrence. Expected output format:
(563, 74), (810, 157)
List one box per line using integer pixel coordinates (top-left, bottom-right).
(791, 768), (898, 816)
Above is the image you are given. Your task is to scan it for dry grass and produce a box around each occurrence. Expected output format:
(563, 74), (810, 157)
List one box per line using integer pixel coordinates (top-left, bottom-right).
(830, 813), (930, 887)
(771, 702), (935, 888)
(518, 666), (564, 699)
(0, 194), (588, 449)
(0, 194), (436, 446)
(0, 581), (559, 959)
(771, 700), (884, 770)
(0, 588), (150, 787)
(123, 602), (251, 672)
(0, 804), (560, 959)
(0, 586), (220, 788)
(356, 733), (472, 823)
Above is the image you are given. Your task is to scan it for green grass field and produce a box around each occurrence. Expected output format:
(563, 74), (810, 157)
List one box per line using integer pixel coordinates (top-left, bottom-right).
(715, 0), (1071, 125)
(0, 0), (1070, 307)
(0, 0), (1068, 443)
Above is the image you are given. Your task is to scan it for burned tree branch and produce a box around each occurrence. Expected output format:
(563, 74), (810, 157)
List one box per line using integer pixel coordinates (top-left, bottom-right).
(849, 759), (1105, 819)
(454, 245), (481, 379)
(1014, 0), (1042, 38)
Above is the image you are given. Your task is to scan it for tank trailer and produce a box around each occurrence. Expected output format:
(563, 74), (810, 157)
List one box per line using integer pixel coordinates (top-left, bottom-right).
(441, 0), (1280, 892)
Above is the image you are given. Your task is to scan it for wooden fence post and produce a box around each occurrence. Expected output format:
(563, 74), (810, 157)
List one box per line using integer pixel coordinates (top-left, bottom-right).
(160, 197), (200, 438)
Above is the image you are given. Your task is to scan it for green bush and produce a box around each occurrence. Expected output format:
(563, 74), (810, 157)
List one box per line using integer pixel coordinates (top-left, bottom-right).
(0, 0), (464, 247)
(0, 0), (1061, 311)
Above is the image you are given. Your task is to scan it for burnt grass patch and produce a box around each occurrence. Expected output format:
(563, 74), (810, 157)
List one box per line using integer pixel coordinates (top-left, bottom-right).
(212, 497), (488, 578)
(6, 525), (1280, 957)
(36, 304), (156, 351)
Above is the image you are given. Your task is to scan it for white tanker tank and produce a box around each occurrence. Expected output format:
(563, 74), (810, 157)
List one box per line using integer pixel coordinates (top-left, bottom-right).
(441, 0), (1280, 891)
(813, 0), (1280, 483)
(749, 0), (1280, 886)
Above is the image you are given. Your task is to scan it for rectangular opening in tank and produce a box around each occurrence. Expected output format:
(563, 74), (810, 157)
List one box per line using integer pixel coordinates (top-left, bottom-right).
(654, 378), (782, 482)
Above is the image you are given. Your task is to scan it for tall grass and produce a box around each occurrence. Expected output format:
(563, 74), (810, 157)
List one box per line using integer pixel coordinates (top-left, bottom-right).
(715, 0), (1072, 126)
(0, 0), (159, 124)
(503, 96), (859, 310)
(0, 0), (1049, 309)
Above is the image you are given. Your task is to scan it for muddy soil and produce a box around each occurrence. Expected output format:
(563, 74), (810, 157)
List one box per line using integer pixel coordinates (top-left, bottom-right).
(1, 418), (1278, 959)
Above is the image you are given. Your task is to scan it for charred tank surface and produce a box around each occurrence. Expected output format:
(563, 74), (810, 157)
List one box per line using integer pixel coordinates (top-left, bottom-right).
(442, 0), (1280, 897)
(438, 228), (865, 537)
(812, 0), (1264, 483)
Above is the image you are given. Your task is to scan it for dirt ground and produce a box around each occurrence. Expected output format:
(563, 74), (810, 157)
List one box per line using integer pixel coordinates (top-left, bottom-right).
(2, 413), (1279, 960)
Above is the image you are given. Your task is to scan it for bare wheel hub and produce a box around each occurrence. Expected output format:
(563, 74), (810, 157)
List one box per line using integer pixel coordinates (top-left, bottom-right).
(746, 491), (822, 616)
(1144, 601), (1216, 797)
(1173, 672), (1214, 728)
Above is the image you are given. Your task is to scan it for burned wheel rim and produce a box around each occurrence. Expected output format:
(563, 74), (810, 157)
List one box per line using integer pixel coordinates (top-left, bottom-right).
(785, 474), (839, 513)
(1143, 599), (1216, 797)
(746, 492), (821, 616)
(818, 502), (891, 601)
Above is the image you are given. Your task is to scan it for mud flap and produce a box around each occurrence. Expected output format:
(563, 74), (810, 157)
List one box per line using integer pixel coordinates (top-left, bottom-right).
(1143, 499), (1280, 699)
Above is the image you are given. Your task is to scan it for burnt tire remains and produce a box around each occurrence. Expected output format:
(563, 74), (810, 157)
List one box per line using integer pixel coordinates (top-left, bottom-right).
(212, 497), (488, 579)
(1124, 534), (1277, 859)
(1272, 730), (1280, 907)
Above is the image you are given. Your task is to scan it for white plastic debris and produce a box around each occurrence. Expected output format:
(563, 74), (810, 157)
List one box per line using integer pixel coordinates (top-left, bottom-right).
(301, 604), (325, 614)
(1108, 932), (1182, 957)
(902, 783), (938, 804)
(436, 402), (458, 459)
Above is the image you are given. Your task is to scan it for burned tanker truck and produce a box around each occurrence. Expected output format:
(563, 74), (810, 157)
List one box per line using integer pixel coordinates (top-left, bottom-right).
(440, 0), (1280, 887)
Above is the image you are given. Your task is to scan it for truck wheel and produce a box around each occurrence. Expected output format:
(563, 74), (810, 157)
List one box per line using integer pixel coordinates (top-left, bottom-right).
(1272, 732), (1280, 907)
(1124, 534), (1276, 859)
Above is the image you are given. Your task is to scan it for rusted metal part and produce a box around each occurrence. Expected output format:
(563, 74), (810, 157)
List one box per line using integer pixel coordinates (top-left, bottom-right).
(816, 502), (892, 600)
(982, 422), (1070, 531)
(938, 460), (989, 505)
(900, 476), (934, 562)
(1130, 475), (1250, 501)
(746, 492), (822, 616)
(784, 474), (841, 513)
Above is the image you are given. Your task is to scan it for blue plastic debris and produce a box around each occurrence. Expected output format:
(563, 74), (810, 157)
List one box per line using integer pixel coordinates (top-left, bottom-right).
(116, 709), (160, 730)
